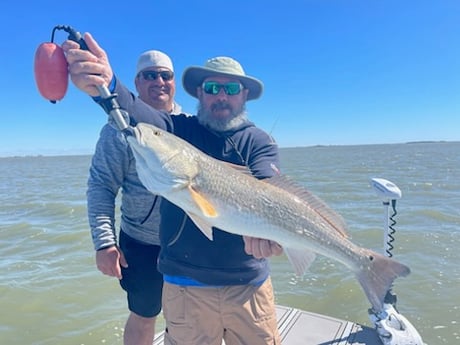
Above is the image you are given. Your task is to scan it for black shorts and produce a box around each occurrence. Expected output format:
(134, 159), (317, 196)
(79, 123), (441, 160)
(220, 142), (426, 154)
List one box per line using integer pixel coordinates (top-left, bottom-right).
(119, 230), (163, 317)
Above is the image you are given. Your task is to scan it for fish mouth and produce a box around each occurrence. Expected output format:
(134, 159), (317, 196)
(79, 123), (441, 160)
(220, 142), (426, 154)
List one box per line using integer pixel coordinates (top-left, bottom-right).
(133, 126), (158, 149)
(131, 126), (141, 142)
(132, 125), (180, 168)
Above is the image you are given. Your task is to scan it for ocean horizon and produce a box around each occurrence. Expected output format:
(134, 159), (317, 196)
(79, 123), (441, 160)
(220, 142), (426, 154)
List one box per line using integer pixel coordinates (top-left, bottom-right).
(2, 140), (458, 159)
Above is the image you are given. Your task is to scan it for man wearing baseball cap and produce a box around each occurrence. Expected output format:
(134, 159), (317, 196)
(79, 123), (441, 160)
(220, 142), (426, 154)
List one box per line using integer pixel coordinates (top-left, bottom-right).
(86, 49), (183, 345)
(134, 50), (182, 114)
(64, 33), (282, 345)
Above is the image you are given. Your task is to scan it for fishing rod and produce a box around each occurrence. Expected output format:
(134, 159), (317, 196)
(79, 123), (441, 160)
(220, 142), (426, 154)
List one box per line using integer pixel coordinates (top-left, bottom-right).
(369, 178), (425, 345)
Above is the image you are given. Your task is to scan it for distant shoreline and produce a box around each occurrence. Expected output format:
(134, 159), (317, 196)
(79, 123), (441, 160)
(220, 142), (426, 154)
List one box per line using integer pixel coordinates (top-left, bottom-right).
(286, 140), (459, 149)
(1, 140), (458, 158)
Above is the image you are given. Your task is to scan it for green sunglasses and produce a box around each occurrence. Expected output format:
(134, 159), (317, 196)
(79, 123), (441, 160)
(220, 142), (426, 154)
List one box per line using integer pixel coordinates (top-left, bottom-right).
(202, 81), (243, 96)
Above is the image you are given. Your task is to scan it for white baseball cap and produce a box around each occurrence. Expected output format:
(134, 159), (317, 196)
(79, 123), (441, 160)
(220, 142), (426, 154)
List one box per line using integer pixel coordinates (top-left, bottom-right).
(136, 50), (174, 74)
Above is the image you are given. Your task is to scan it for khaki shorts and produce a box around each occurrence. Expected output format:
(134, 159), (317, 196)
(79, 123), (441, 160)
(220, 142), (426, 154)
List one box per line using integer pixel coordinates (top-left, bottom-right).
(162, 277), (281, 345)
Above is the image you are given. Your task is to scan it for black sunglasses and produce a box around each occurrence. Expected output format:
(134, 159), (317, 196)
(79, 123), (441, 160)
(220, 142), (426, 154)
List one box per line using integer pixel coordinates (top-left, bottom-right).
(202, 81), (243, 96)
(140, 70), (174, 81)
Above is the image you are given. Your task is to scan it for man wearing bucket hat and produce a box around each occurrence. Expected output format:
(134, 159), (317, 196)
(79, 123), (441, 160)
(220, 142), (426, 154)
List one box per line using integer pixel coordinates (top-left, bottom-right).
(63, 33), (282, 345)
(87, 49), (183, 345)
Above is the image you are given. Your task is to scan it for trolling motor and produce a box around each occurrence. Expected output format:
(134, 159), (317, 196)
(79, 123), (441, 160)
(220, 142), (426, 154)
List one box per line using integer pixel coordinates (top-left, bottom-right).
(34, 25), (131, 133)
(368, 178), (425, 345)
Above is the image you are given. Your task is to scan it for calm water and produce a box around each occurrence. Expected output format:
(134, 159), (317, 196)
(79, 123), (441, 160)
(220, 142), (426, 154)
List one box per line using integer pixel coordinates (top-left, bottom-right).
(1, 142), (459, 345)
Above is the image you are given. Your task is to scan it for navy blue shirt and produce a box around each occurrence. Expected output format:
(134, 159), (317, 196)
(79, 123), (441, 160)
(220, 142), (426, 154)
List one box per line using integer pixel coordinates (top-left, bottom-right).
(110, 79), (281, 285)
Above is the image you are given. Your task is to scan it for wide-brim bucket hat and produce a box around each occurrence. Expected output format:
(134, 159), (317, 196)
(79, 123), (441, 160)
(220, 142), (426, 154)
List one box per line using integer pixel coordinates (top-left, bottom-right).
(182, 56), (263, 100)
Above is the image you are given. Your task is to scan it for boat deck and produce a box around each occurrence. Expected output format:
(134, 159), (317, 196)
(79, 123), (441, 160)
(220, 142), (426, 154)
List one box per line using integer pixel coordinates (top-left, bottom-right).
(153, 304), (383, 344)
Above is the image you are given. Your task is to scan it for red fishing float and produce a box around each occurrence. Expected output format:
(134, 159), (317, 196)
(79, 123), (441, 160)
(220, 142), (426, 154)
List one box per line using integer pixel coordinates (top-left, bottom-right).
(33, 25), (129, 131)
(34, 41), (68, 103)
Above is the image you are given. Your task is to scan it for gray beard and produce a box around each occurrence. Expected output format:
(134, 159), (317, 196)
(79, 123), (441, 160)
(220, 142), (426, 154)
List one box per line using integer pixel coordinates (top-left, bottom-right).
(196, 103), (248, 132)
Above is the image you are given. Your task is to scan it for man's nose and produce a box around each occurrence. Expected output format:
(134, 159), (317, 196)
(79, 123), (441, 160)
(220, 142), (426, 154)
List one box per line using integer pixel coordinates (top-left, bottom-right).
(216, 88), (228, 99)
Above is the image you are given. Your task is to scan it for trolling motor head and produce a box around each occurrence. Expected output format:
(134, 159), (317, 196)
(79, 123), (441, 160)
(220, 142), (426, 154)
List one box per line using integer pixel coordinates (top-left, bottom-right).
(371, 178), (402, 202)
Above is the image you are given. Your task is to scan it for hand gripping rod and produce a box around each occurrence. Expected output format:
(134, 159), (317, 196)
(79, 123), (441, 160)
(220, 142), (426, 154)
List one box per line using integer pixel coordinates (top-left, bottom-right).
(59, 25), (131, 134)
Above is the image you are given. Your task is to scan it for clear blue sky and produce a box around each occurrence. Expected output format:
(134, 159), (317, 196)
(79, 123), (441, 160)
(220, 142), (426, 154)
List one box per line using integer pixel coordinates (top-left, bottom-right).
(1, 0), (459, 157)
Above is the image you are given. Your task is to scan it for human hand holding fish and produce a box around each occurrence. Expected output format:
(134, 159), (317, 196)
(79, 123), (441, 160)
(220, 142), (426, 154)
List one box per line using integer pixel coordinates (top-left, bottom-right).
(243, 236), (283, 258)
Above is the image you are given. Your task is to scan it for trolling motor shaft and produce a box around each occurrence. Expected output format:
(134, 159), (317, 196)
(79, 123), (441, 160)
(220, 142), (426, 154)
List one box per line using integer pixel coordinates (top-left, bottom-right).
(369, 178), (424, 345)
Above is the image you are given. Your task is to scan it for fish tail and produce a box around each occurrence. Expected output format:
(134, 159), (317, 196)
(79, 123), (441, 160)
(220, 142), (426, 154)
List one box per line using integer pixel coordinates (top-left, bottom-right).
(356, 250), (411, 313)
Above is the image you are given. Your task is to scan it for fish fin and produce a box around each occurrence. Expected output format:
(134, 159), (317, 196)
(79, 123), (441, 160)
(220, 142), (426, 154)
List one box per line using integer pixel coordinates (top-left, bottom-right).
(188, 186), (218, 218)
(284, 248), (317, 276)
(186, 212), (215, 241)
(356, 250), (411, 313)
(263, 175), (349, 238)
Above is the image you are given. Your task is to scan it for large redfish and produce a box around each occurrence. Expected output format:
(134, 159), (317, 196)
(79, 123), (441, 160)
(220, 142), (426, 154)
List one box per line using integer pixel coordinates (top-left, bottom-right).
(126, 123), (410, 313)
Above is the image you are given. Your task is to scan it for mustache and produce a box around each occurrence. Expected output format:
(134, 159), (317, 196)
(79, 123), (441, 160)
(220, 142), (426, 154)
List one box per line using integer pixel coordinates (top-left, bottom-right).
(211, 101), (232, 111)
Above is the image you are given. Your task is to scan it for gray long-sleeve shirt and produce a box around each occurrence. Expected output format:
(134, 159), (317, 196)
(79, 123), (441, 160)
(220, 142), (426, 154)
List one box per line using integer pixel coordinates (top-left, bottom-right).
(87, 102), (183, 250)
